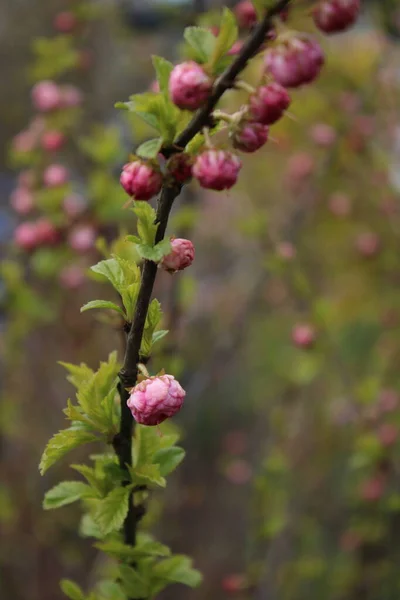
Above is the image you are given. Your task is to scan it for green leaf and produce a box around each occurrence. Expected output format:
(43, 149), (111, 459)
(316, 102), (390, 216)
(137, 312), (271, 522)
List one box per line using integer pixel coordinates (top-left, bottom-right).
(184, 27), (216, 64)
(60, 579), (85, 600)
(79, 513), (103, 539)
(94, 486), (132, 535)
(59, 362), (94, 389)
(80, 300), (126, 318)
(132, 201), (157, 246)
(152, 55), (173, 96)
(128, 463), (166, 488)
(96, 538), (170, 561)
(119, 565), (149, 599)
(120, 283), (140, 323)
(153, 555), (203, 587)
(134, 425), (179, 467)
(71, 464), (105, 494)
(209, 8), (238, 71)
(43, 481), (94, 510)
(136, 138), (163, 159)
(152, 330), (169, 346)
(141, 299), (163, 358)
(136, 239), (172, 263)
(96, 580), (126, 600)
(91, 259), (126, 293)
(63, 400), (95, 428)
(39, 429), (98, 475)
(153, 447), (185, 476)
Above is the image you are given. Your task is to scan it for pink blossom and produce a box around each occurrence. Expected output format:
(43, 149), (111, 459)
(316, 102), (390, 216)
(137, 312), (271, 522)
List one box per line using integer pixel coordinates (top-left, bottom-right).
(53, 11), (78, 33)
(231, 121), (269, 153)
(161, 238), (195, 272)
(120, 161), (163, 200)
(265, 36), (324, 88)
(360, 476), (386, 502)
(225, 459), (253, 485)
(310, 123), (337, 147)
(61, 85), (83, 108)
(63, 194), (87, 219)
(292, 323), (316, 349)
(14, 222), (38, 251)
(12, 131), (36, 154)
(41, 130), (66, 152)
(35, 218), (59, 245)
(31, 81), (62, 112)
(377, 424), (398, 448)
(328, 192), (351, 217)
(169, 61), (212, 111)
(127, 375), (186, 426)
(59, 265), (86, 290)
(234, 1), (257, 29)
(277, 241), (296, 260)
(193, 150), (242, 191)
(10, 188), (34, 215)
(43, 164), (69, 188)
(355, 232), (380, 258)
(68, 225), (96, 253)
(249, 82), (291, 125)
(313, 0), (360, 34)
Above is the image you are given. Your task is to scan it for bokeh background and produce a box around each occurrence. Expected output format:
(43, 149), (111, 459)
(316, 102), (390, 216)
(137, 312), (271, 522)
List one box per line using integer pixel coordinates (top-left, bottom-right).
(2, 1), (400, 599)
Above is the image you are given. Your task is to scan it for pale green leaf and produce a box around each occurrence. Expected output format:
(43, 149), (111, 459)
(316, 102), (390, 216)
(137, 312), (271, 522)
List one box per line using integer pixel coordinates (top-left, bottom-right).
(153, 447), (185, 476)
(60, 579), (85, 600)
(209, 8), (238, 71)
(152, 555), (202, 588)
(44, 481), (94, 510)
(80, 300), (126, 318)
(94, 486), (132, 535)
(152, 330), (169, 346)
(119, 565), (149, 599)
(184, 27), (216, 64)
(39, 429), (98, 475)
(79, 513), (103, 539)
(136, 138), (163, 160)
(96, 580), (126, 600)
(96, 539), (170, 561)
(128, 463), (166, 488)
(59, 361), (93, 389)
(136, 239), (172, 263)
(152, 55), (173, 96)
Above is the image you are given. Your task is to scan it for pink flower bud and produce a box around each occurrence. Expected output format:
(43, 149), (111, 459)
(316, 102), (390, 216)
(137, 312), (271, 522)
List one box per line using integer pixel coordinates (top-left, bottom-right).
(169, 61), (212, 111)
(127, 374), (186, 426)
(313, 0), (360, 34)
(277, 241), (296, 260)
(355, 232), (380, 258)
(225, 459), (252, 485)
(167, 153), (193, 183)
(378, 389), (398, 414)
(14, 222), (38, 251)
(59, 265), (86, 290)
(35, 218), (59, 245)
(10, 188), (34, 215)
(43, 164), (69, 188)
(68, 225), (96, 253)
(227, 40), (244, 56)
(12, 131), (36, 154)
(287, 152), (315, 183)
(328, 192), (351, 217)
(360, 476), (386, 502)
(377, 423), (398, 448)
(193, 150), (242, 191)
(41, 130), (66, 152)
(61, 85), (83, 108)
(120, 161), (163, 200)
(265, 36), (324, 88)
(231, 121), (269, 153)
(53, 11), (78, 33)
(63, 194), (87, 219)
(234, 1), (257, 29)
(292, 323), (316, 349)
(310, 123), (337, 147)
(161, 238), (195, 272)
(31, 81), (62, 112)
(222, 574), (247, 593)
(249, 83), (291, 125)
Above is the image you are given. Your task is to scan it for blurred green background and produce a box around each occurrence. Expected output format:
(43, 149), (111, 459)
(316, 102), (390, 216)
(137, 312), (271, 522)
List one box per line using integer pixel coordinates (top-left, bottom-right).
(2, 1), (400, 599)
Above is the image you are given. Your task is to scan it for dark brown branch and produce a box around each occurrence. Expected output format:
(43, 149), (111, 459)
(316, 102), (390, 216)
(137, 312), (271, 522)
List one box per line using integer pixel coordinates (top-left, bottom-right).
(113, 0), (292, 555)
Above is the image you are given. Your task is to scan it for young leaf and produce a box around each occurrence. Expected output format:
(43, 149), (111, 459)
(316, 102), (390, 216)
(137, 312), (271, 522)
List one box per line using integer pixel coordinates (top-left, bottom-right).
(128, 463), (166, 488)
(152, 330), (169, 346)
(80, 300), (126, 318)
(134, 425), (179, 467)
(95, 539), (169, 561)
(43, 481), (94, 510)
(79, 513), (103, 539)
(184, 27), (216, 64)
(71, 464), (106, 494)
(94, 485), (132, 535)
(96, 580), (126, 600)
(119, 565), (149, 599)
(152, 55), (173, 96)
(132, 202), (157, 246)
(120, 283), (140, 323)
(136, 138), (163, 160)
(136, 239), (172, 263)
(153, 447), (185, 476)
(209, 8), (238, 71)
(152, 555), (203, 588)
(59, 361), (94, 389)
(91, 259), (126, 293)
(39, 429), (98, 475)
(60, 579), (86, 600)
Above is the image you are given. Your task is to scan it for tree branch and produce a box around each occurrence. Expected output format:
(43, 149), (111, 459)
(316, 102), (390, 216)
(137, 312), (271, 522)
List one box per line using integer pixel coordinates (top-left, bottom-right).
(113, 0), (292, 551)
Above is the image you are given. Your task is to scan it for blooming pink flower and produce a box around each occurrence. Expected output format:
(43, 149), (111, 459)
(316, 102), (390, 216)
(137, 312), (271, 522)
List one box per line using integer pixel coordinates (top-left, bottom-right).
(169, 61), (212, 111)
(35, 218), (59, 245)
(355, 232), (380, 258)
(59, 265), (86, 290)
(231, 121), (269, 153)
(377, 424), (398, 448)
(234, 1), (257, 29)
(10, 188), (34, 215)
(313, 0), (360, 34)
(120, 161), (163, 200)
(127, 374), (186, 426)
(41, 130), (66, 152)
(31, 81), (62, 112)
(277, 241), (296, 260)
(265, 36), (324, 88)
(63, 194), (87, 219)
(249, 83), (291, 125)
(68, 225), (96, 253)
(53, 11), (78, 33)
(43, 164), (69, 187)
(161, 238), (195, 272)
(310, 123), (337, 147)
(292, 323), (316, 349)
(193, 150), (242, 191)
(167, 153), (193, 183)
(14, 222), (38, 251)
(61, 85), (83, 108)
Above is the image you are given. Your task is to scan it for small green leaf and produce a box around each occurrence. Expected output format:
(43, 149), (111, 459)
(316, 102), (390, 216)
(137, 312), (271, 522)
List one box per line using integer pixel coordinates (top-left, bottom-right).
(153, 447), (185, 476)
(80, 300), (126, 318)
(128, 463), (166, 488)
(126, 234), (141, 245)
(71, 464), (105, 494)
(134, 425), (179, 467)
(136, 239), (172, 263)
(132, 201), (157, 246)
(94, 486), (132, 535)
(39, 429), (98, 475)
(152, 55), (174, 96)
(152, 330), (169, 345)
(152, 556), (202, 591)
(119, 565), (149, 599)
(60, 579), (85, 600)
(209, 8), (238, 71)
(184, 26), (216, 64)
(96, 539), (170, 561)
(59, 362), (93, 389)
(80, 513), (103, 539)
(136, 138), (163, 160)
(96, 580), (126, 600)
(44, 481), (94, 510)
